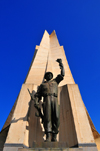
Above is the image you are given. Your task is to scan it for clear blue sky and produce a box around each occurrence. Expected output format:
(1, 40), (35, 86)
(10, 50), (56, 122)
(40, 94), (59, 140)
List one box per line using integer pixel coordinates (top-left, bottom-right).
(0, 0), (100, 133)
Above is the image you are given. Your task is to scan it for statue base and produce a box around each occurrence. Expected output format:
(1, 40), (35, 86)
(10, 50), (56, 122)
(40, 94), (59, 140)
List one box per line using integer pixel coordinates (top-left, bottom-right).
(32, 142), (68, 148)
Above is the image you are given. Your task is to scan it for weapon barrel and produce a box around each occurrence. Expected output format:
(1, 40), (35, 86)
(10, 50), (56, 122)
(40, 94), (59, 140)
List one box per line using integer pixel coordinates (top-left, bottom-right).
(27, 88), (44, 123)
(27, 88), (34, 100)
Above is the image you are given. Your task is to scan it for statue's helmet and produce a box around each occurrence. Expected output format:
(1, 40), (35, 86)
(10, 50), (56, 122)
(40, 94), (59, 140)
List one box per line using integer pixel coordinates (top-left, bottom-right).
(44, 72), (53, 79)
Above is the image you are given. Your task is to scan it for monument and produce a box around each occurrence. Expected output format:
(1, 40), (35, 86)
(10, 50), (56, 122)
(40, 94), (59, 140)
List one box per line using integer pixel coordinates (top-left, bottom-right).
(0, 30), (100, 151)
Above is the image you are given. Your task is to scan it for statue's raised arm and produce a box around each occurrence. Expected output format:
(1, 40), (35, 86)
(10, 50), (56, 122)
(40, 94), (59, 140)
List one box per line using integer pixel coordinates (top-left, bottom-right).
(56, 59), (65, 77)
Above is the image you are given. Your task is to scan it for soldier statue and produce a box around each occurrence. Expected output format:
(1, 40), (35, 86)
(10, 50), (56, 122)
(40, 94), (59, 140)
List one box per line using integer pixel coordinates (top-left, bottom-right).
(33, 59), (65, 142)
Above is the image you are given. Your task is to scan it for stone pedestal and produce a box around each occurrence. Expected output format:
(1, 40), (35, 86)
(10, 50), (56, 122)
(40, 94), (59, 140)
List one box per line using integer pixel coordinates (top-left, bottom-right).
(3, 142), (98, 151)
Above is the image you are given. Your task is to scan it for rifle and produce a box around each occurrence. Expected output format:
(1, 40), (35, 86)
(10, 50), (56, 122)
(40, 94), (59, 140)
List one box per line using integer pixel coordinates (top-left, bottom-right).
(27, 88), (44, 123)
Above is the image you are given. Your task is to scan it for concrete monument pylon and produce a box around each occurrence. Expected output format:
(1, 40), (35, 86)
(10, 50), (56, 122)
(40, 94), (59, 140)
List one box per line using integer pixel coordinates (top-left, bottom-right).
(0, 30), (100, 151)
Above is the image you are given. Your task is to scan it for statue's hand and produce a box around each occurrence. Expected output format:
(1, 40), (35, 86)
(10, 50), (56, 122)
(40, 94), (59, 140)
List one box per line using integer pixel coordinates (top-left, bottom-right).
(56, 58), (62, 63)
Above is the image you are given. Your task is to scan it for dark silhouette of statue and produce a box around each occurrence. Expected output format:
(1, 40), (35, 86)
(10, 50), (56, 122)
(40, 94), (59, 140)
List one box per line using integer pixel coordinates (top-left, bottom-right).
(33, 59), (65, 142)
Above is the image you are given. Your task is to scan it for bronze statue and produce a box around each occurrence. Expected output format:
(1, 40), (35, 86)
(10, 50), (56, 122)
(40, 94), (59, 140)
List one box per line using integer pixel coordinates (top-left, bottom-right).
(28, 59), (65, 142)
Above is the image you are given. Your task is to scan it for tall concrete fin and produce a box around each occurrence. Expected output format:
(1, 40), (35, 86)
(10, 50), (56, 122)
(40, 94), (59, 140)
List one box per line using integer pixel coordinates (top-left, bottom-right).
(49, 31), (75, 86)
(25, 30), (49, 85)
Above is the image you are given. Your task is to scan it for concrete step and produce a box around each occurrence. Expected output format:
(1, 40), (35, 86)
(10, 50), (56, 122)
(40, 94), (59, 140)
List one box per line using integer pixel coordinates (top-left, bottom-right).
(18, 148), (82, 151)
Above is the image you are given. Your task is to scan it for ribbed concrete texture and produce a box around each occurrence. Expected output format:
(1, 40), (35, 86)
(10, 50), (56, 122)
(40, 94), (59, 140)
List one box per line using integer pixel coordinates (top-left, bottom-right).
(1, 31), (100, 151)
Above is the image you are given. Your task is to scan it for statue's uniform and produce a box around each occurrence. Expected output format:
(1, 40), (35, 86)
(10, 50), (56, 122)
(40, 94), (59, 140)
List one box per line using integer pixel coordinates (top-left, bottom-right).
(35, 74), (63, 134)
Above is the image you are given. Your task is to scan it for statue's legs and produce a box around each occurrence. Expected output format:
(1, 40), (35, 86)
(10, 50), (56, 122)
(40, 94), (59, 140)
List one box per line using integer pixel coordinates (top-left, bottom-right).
(51, 97), (60, 141)
(43, 96), (60, 141)
(51, 98), (60, 133)
(43, 97), (52, 141)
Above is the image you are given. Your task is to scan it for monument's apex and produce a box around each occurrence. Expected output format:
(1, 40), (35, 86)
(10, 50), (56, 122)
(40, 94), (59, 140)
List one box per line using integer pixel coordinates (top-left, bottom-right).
(50, 30), (56, 36)
(25, 30), (75, 86)
(43, 30), (56, 36)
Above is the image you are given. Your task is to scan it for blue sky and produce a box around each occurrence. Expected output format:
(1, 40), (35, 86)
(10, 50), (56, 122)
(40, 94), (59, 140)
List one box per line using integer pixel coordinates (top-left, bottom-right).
(0, 0), (100, 133)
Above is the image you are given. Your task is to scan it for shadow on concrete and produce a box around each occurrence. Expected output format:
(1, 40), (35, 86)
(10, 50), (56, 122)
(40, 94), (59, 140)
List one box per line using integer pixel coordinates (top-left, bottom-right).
(11, 90), (43, 148)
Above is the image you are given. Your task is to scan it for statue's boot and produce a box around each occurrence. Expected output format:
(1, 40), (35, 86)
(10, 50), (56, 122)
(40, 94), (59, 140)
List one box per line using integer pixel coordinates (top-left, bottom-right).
(45, 133), (51, 142)
(51, 133), (57, 142)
